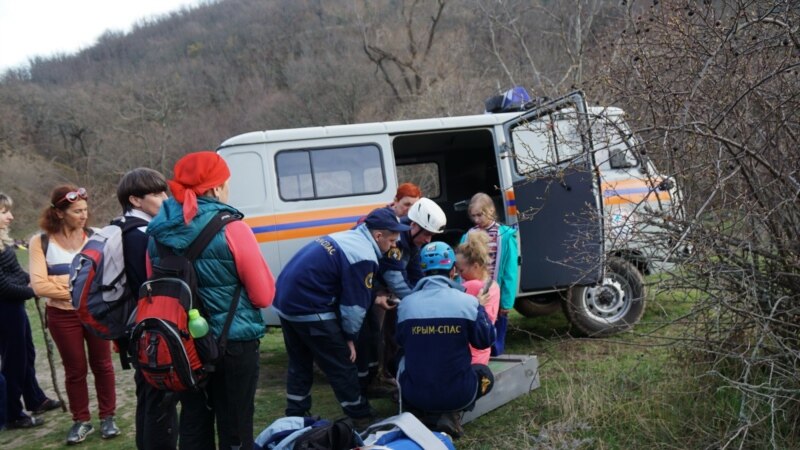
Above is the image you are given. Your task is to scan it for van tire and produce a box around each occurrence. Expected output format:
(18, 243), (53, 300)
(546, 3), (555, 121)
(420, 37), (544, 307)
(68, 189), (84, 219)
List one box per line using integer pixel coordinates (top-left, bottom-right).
(514, 293), (563, 317)
(563, 257), (646, 337)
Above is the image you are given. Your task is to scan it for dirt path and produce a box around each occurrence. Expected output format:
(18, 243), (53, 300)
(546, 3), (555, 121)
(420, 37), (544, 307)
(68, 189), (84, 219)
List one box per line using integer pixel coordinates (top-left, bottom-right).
(1, 347), (138, 449)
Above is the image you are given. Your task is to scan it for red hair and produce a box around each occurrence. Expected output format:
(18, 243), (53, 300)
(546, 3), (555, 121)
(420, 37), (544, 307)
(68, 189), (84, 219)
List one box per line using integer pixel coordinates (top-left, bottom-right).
(395, 182), (421, 200)
(39, 184), (89, 234)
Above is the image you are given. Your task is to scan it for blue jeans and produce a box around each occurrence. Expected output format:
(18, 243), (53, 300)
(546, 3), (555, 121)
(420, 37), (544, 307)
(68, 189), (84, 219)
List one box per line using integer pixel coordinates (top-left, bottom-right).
(0, 302), (47, 421)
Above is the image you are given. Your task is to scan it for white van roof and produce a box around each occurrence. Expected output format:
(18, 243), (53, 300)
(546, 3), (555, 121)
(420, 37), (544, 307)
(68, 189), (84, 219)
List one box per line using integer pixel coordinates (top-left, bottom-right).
(218, 106), (625, 147)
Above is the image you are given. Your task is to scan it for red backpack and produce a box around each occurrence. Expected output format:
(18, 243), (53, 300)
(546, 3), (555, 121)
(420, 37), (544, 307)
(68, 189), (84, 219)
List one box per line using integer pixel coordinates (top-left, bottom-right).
(68, 217), (147, 340)
(130, 211), (242, 392)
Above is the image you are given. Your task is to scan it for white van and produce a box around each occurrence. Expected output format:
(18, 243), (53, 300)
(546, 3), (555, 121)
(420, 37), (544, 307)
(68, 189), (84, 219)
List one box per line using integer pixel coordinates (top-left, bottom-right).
(217, 91), (682, 337)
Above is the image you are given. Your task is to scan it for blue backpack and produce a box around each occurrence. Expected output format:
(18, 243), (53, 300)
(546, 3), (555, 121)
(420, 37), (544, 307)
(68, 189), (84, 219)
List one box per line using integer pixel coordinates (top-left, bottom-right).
(361, 413), (455, 450)
(255, 413), (454, 450)
(254, 416), (361, 450)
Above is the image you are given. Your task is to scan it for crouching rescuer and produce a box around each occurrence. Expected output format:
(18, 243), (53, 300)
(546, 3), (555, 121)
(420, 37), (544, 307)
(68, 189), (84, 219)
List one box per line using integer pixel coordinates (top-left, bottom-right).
(273, 207), (407, 430)
(394, 241), (496, 438)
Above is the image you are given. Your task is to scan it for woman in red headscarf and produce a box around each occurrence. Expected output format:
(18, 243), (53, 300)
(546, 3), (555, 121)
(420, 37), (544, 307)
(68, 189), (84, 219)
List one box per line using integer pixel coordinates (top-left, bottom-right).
(146, 151), (275, 450)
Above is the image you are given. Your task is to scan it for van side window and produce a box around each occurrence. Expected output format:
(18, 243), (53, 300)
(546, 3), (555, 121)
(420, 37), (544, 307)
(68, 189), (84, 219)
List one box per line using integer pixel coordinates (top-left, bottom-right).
(592, 119), (639, 169)
(552, 112), (583, 161)
(512, 111), (584, 174)
(226, 151), (267, 208)
(396, 163), (441, 198)
(511, 116), (556, 173)
(276, 144), (385, 201)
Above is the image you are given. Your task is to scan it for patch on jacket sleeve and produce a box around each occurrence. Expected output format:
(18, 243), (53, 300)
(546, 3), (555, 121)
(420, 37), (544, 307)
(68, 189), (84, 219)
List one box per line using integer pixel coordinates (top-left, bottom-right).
(387, 248), (402, 261)
(365, 272), (374, 289)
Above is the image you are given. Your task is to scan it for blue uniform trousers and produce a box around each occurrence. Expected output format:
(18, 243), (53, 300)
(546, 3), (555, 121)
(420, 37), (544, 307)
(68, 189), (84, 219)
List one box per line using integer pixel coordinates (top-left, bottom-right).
(280, 318), (371, 419)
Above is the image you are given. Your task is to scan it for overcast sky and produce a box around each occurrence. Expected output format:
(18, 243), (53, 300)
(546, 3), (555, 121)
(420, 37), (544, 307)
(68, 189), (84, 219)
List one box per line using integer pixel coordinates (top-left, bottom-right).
(0, 0), (206, 72)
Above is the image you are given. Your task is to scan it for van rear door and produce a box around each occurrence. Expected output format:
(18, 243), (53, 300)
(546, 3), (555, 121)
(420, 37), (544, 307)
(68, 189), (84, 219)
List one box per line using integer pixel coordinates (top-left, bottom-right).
(504, 91), (604, 292)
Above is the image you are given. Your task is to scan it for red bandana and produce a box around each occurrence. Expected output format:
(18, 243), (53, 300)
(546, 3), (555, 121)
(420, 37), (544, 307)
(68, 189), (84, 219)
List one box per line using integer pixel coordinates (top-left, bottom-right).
(168, 151), (230, 224)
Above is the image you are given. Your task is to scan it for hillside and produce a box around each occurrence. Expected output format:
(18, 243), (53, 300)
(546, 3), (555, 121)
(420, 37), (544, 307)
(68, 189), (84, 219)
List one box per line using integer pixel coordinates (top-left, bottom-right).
(0, 0), (624, 229)
(1, 1), (798, 447)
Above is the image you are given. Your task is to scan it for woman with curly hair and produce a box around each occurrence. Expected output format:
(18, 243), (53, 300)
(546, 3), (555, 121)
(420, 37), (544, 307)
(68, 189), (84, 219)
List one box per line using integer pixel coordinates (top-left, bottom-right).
(29, 185), (119, 445)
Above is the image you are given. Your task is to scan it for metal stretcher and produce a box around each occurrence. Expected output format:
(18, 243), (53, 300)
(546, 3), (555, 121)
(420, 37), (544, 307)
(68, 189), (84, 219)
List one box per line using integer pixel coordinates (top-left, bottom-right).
(461, 354), (540, 424)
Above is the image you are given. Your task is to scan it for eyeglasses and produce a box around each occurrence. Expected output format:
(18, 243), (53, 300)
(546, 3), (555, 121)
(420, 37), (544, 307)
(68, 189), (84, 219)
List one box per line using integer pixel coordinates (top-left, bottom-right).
(54, 188), (88, 206)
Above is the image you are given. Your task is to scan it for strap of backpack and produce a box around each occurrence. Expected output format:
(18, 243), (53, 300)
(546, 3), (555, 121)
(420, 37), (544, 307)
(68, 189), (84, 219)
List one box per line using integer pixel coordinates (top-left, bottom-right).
(113, 216), (148, 234)
(184, 211), (243, 353)
(40, 226), (98, 256)
(184, 211), (242, 261)
(362, 412), (448, 450)
(217, 285), (241, 357)
(40, 233), (49, 256)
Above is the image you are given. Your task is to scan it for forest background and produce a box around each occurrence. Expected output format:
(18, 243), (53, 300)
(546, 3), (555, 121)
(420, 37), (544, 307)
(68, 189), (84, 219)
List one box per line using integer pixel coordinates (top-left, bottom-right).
(1, 0), (798, 448)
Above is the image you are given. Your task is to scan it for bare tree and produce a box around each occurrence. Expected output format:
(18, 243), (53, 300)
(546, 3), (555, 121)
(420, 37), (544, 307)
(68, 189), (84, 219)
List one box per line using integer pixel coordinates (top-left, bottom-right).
(476, 0), (625, 96)
(357, 0), (449, 103)
(591, 1), (800, 447)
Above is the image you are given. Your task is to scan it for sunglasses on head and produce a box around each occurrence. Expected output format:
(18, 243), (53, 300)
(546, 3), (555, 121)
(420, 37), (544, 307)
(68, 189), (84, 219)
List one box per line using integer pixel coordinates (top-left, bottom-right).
(55, 187), (88, 206)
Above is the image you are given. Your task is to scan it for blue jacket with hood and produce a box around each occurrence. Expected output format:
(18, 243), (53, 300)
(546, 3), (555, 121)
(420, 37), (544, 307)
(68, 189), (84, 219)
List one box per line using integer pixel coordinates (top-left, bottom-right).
(273, 224), (382, 342)
(378, 216), (424, 300)
(147, 197), (265, 341)
(396, 275), (495, 412)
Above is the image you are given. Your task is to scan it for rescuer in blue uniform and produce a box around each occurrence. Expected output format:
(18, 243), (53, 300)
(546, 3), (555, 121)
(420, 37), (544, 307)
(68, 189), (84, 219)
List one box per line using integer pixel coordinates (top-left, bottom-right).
(357, 198), (448, 396)
(395, 241), (496, 438)
(273, 207), (407, 430)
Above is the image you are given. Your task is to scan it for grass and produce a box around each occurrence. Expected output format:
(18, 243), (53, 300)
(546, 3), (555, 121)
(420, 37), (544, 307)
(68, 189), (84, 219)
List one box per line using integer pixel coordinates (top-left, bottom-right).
(2, 250), (733, 449)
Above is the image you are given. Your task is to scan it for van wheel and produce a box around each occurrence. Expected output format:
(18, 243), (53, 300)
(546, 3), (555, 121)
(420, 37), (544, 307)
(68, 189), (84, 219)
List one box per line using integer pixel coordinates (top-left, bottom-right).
(514, 293), (563, 317)
(563, 257), (646, 337)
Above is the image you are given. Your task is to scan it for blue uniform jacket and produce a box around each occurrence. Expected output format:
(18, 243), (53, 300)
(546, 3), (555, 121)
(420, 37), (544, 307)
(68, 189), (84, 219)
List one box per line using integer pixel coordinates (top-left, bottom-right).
(378, 217), (423, 299)
(396, 276), (495, 412)
(273, 224), (381, 341)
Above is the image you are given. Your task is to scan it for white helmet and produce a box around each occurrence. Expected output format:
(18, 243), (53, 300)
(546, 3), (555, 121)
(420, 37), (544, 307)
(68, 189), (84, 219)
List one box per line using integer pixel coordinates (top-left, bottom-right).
(407, 198), (447, 234)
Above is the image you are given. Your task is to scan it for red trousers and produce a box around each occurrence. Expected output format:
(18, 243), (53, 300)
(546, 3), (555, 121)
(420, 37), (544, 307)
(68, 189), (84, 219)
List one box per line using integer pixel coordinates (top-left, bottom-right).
(46, 307), (116, 422)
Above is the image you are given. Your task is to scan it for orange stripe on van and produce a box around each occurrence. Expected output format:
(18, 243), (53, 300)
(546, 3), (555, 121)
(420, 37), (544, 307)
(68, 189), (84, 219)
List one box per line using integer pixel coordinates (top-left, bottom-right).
(244, 203), (385, 243)
(601, 179), (671, 206)
(504, 189), (518, 216)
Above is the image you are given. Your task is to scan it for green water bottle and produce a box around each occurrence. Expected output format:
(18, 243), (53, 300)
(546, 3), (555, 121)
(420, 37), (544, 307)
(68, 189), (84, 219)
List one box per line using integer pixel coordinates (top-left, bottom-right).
(187, 309), (209, 338)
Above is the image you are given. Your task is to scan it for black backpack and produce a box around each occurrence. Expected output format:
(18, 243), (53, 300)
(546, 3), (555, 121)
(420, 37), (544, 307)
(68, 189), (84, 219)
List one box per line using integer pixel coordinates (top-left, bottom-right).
(129, 211), (242, 391)
(292, 418), (359, 450)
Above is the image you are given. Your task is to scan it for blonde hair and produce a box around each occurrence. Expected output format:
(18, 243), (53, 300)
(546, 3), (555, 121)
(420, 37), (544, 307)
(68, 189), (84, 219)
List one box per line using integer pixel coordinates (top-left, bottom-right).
(0, 192), (14, 248)
(468, 192), (496, 221)
(456, 229), (492, 269)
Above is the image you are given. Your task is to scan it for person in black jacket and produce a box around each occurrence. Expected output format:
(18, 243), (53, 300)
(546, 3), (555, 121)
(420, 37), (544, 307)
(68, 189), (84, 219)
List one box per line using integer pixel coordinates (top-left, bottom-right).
(0, 192), (61, 430)
(115, 168), (174, 450)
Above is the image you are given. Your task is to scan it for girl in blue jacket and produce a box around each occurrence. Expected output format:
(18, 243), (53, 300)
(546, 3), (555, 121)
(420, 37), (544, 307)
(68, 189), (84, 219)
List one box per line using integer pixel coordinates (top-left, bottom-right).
(459, 192), (519, 355)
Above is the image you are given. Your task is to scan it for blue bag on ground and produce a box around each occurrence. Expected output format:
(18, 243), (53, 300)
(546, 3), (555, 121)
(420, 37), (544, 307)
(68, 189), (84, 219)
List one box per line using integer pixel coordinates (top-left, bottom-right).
(254, 416), (362, 450)
(360, 412), (455, 450)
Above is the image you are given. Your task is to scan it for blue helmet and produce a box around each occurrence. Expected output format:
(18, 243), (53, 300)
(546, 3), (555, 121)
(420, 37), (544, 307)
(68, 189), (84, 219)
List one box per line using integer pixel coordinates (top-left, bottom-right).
(420, 241), (455, 273)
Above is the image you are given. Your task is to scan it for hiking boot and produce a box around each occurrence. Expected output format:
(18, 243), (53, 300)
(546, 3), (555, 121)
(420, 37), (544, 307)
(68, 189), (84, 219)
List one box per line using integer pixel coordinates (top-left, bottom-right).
(32, 398), (62, 415)
(7, 415), (45, 429)
(100, 416), (120, 439)
(434, 412), (464, 439)
(66, 421), (94, 445)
